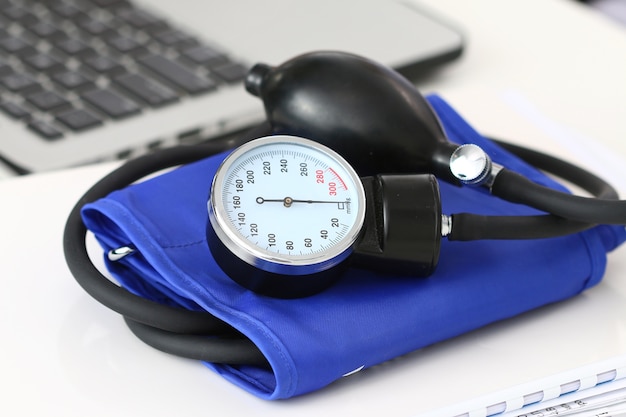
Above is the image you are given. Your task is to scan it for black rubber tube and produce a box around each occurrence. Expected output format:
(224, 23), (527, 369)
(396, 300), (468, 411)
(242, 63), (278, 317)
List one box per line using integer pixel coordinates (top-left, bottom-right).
(491, 169), (625, 224)
(491, 138), (624, 224)
(124, 317), (269, 366)
(491, 139), (618, 200)
(448, 213), (591, 241)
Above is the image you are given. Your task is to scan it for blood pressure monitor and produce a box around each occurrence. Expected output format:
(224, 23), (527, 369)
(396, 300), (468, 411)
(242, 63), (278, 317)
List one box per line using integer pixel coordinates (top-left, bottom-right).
(64, 50), (626, 367)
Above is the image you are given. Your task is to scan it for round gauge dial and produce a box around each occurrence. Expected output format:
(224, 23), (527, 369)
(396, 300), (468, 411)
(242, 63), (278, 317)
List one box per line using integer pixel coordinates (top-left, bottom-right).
(207, 135), (366, 297)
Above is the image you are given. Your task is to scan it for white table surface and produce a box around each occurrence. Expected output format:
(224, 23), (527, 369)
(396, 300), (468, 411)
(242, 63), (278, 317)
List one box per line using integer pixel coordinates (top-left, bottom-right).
(1, 0), (625, 416)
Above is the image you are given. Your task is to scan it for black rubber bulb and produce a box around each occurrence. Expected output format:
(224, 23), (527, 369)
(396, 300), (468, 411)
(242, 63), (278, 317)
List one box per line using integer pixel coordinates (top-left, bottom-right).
(245, 51), (461, 184)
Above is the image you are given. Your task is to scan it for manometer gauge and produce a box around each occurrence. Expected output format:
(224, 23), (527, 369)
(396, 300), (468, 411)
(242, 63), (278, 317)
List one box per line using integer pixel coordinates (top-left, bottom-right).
(207, 135), (367, 298)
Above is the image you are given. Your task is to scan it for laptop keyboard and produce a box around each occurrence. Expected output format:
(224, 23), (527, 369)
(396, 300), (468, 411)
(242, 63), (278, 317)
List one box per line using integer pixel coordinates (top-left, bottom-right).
(0, 0), (249, 140)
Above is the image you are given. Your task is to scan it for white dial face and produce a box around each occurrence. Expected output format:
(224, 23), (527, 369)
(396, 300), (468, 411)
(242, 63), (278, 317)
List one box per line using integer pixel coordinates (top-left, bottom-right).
(209, 135), (366, 273)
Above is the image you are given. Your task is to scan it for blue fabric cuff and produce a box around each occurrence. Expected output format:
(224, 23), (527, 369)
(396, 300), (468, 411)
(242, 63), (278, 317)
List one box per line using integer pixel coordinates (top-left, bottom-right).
(81, 94), (626, 399)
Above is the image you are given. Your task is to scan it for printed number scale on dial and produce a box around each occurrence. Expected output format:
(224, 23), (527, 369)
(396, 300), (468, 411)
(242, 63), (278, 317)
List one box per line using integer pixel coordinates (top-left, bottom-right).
(221, 146), (358, 259)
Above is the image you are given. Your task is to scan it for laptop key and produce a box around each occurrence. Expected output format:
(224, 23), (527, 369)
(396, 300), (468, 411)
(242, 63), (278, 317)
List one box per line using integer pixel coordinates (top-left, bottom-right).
(1, 73), (41, 93)
(153, 29), (198, 50)
(0, 57), (13, 76)
(28, 120), (63, 140)
(91, 0), (131, 9)
(22, 52), (65, 73)
(76, 16), (116, 38)
(56, 108), (103, 131)
(48, 2), (86, 21)
(0, 35), (36, 56)
(54, 37), (96, 57)
(181, 45), (228, 67)
(51, 69), (94, 91)
(0, 101), (29, 119)
(139, 55), (215, 95)
(106, 35), (147, 56)
(114, 73), (178, 107)
(1, 4), (38, 25)
(27, 21), (66, 40)
(26, 90), (71, 112)
(115, 7), (168, 33)
(82, 88), (141, 119)
(212, 62), (249, 83)
(82, 55), (126, 76)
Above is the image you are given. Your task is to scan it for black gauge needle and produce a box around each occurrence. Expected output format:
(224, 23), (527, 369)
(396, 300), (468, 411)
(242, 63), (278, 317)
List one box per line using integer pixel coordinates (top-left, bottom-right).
(256, 197), (350, 208)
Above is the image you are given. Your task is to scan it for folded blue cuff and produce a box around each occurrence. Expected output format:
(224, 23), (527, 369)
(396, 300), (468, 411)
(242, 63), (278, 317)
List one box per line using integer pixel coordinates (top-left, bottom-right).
(82, 94), (626, 399)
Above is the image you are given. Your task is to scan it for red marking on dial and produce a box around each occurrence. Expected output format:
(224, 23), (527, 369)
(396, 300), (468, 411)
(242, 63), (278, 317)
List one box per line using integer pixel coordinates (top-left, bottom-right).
(327, 167), (348, 190)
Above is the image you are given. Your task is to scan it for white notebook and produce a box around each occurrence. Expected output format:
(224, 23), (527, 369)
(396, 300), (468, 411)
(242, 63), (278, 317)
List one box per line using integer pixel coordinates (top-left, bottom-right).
(433, 355), (626, 417)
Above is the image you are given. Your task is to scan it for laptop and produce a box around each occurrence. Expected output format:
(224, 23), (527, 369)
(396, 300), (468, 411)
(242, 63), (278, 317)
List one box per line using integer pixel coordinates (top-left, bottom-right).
(0, 0), (464, 176)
